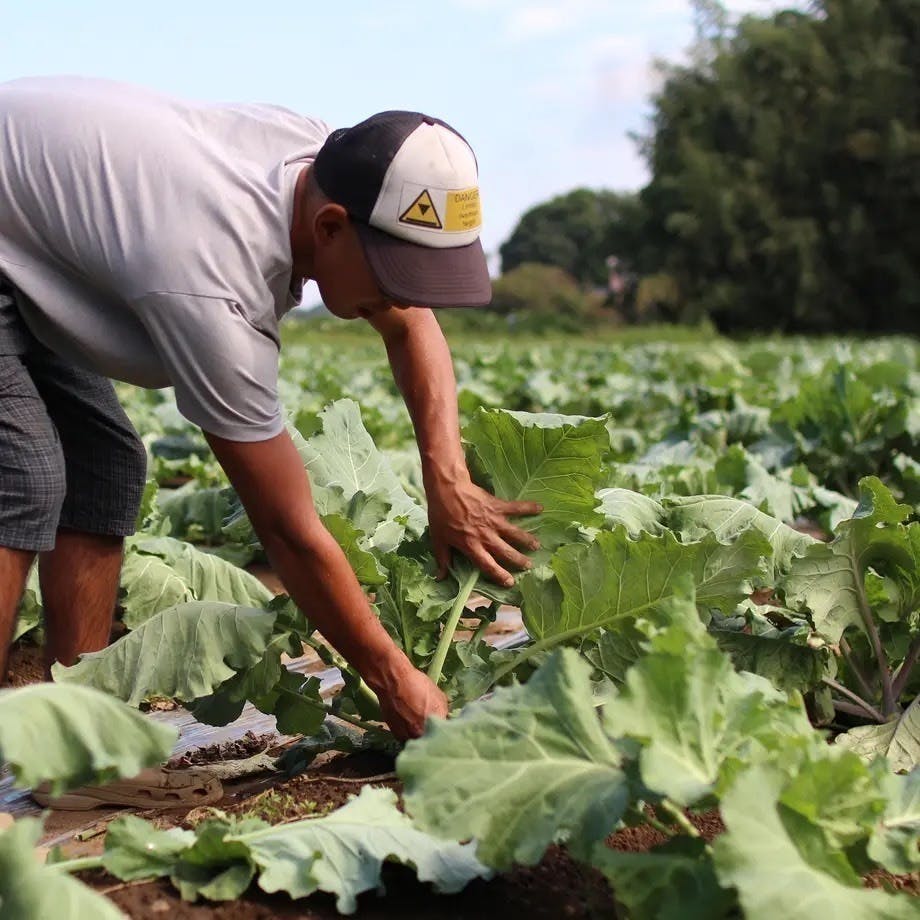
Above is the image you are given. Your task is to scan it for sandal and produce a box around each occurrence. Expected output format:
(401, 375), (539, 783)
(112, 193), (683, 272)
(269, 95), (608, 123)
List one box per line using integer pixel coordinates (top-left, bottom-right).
(31, 766), (223, 811)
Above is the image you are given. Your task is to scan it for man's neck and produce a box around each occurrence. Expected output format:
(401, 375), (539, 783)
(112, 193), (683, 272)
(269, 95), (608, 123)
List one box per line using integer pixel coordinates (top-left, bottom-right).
(289, 165), (315, 284)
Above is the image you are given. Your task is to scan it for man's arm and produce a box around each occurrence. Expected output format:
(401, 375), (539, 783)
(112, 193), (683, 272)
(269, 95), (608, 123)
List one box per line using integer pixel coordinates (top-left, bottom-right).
(204, 430), (447, 739)
(369, 307), (541, 586)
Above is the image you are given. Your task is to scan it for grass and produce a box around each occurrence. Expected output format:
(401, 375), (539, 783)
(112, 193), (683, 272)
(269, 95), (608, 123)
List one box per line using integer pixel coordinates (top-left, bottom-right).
(232, 787), (333, 824)
(280, 312), (722, 349)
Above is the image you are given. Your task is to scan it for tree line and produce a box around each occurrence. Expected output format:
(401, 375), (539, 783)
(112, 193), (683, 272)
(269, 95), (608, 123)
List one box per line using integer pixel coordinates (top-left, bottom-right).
(492, 0), (920, 334)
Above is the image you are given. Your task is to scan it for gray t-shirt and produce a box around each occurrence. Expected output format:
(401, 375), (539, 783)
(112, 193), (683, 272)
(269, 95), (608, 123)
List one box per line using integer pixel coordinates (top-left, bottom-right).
(0, 76), (329, 440)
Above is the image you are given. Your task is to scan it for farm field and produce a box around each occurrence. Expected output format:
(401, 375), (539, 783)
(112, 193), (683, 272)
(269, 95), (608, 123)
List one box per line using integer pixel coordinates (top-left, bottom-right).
(1, 322), (919, 918)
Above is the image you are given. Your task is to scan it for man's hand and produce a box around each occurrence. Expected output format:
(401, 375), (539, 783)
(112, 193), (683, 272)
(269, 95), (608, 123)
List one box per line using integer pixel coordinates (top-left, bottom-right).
(369, 307), (543, 587)
(372, 665), (449, 740)
(427, 474), (542, 587)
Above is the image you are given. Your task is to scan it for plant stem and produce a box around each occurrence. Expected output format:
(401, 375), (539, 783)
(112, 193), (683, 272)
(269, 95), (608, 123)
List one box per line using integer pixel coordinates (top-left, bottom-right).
(274, 683), (382, 734)
(326, 707), (383, 733)
(852, 558), (895, 716)
(891, 635), (920, 701)
(832, 699), (879, 720)
(643, 812), (677, 839)
(54, 855), (104, 874)
(470, 614), (493, 646)
(659, 799), (700, 838)
(355, 681), (382, 716)
(427, 569), (479, 685)
(488, 640), (542, 684)
(839, 637), (876, 703)
(305, 640), (382, 717)
(823, 677), (886, 723)
(488, 628), (587, 684)
(489, 591), (678, 686)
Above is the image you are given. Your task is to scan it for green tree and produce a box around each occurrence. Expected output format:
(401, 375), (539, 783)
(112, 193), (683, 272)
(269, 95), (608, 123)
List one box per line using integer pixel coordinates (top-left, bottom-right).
(499, 189), (643, 288)
(639, 0), (920, 333)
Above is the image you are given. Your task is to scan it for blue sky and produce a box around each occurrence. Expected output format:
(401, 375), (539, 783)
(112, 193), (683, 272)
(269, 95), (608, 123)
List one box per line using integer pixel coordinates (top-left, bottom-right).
(1, 0), (797, 265)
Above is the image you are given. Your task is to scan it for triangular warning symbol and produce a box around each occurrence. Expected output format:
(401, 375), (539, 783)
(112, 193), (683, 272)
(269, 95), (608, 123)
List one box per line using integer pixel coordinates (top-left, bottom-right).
(399, 190), (442, 229)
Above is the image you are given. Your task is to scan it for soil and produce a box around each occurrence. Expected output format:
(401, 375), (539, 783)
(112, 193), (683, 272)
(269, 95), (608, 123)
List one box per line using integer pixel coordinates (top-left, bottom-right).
(607, 807), (725, 852)
(101, 846), (614, 920)
(212, 751), (401, 821)
(78, 751), (615, 919)
(605, 808), (918, 897)
(4, 640), (45, 687)
(69, 752), (917, 918)
(6, 619), (131, 689)
(865, 870), (920, 897)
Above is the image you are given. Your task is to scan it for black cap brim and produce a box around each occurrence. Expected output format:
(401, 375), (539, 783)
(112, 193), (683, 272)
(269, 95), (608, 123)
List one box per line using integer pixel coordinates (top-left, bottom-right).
(354, 222), (492, 308)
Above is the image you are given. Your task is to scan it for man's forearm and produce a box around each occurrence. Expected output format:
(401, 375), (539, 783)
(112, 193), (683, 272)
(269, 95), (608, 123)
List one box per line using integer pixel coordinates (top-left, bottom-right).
(204, 429), (447, 738)
(370, 307), (541, 586)
(379, 309), (468, 487)
(261, 525), (413, 695)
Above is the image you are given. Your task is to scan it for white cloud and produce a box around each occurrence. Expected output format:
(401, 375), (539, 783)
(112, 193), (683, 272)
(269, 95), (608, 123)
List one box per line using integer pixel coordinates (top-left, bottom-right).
(505, 5), (570, 38)
(451, 0), (811, 238)
(494, 0), (611, 41)
(447, 0), (593, 42)
(595, 54), (662, 106)
(575, 35), (670, 108)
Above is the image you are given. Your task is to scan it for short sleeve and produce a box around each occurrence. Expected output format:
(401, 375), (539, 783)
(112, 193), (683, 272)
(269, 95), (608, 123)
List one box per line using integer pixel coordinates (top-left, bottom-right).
(132, 292), (283, 441)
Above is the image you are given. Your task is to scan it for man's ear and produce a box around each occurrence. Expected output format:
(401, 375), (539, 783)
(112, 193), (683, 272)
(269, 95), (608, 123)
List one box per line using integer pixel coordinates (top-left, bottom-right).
(312, 203), (350, 248)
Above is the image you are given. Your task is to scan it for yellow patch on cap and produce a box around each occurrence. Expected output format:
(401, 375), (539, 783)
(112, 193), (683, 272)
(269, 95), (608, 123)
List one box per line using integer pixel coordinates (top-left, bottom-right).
(444, 187), (481, 232)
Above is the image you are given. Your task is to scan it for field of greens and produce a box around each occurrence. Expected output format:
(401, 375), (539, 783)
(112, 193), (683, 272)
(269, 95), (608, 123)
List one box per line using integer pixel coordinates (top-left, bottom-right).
(1, 325), (919, 918)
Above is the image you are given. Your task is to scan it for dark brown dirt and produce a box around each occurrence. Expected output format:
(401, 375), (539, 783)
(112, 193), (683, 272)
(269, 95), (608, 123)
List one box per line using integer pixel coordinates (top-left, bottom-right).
(80, 752), (614, 918)
(6, 619), (130, 689)
(219, 776), (400, 823)
(606, 808), (919, 897)
(98, 845), (614, 920)
(210, 751), (401, 821)
(4, 640), (45, 687)
(865, 870), (920, 897)
(606, 807), (725, 851)
(311, 750), (396, 779)
(63, 753), (918, 917)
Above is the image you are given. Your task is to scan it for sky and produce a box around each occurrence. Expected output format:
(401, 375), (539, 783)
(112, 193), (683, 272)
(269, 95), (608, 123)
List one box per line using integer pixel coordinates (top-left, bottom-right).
(0, 0), (800, 268)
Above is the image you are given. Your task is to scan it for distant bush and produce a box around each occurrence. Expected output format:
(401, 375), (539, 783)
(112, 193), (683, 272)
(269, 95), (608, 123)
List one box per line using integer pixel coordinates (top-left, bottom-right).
(486, 263), (608, 330)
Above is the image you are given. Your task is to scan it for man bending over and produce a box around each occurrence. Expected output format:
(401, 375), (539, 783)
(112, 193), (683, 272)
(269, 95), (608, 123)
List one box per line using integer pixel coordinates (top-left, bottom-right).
(0, 77), (539, 739)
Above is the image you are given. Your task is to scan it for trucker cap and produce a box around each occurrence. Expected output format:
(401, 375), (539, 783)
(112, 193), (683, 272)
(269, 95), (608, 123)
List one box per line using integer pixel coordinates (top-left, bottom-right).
(311, 111), (491, 308)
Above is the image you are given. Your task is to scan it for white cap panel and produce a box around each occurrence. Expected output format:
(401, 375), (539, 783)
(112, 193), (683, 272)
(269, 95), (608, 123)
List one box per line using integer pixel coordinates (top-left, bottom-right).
(369, 122), (482, 249)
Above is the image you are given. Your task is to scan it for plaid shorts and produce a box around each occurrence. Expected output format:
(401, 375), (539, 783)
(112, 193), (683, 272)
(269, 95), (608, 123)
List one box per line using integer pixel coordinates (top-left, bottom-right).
(0, 277), (147, 551)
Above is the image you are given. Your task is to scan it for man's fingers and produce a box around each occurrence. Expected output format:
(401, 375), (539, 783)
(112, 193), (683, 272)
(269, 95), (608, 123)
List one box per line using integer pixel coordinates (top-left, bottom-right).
(433, 542), (451, 581)
(468, 545), (515, 588)
(489, 536), (533, 572)
(497, 519), (540, 551)
(498, 499), (543, 518)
